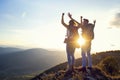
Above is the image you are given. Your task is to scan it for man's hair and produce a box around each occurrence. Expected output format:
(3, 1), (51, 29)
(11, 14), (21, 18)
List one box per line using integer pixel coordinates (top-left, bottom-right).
(83, 19), (89, 23)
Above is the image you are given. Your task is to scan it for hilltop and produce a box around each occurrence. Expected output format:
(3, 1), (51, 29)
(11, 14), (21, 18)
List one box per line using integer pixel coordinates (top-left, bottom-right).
(32, 67), (113, 80)
(31, 50), (120, 80)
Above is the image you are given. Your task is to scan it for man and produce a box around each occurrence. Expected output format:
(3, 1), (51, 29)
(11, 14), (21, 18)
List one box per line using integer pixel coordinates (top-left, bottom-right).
(68, 13), (96, 72)
(81, 19), (96, 72)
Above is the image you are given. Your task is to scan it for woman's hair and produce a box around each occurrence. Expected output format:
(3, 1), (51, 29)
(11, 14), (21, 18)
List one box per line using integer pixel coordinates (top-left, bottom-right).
(69, 20), (78, 26)
(69, 20), (75, 25)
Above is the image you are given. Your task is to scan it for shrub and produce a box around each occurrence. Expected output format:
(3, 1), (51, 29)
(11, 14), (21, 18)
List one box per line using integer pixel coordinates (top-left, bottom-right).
(99, 56), (119, 76)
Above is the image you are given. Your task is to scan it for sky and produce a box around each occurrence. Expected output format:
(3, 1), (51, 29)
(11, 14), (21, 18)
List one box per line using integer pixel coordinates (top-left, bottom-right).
(0, 0), (120, 52)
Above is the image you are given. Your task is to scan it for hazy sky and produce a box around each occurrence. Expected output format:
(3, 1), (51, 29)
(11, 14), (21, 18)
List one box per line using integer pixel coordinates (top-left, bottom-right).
(0, 0), (120, 52)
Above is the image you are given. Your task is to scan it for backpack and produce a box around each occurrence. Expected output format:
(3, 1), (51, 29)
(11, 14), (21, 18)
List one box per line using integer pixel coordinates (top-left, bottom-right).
(82, 23), (94, 40)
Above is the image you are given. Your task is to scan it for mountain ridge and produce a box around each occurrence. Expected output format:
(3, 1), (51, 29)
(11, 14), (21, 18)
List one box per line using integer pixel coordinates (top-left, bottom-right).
(0, 47), (24, 54)
(0, 47), (66, 80)
(31, 50), (120, 80)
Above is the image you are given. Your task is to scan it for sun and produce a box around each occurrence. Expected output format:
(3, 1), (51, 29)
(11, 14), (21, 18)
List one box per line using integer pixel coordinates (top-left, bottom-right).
(78, 37), (85, 46)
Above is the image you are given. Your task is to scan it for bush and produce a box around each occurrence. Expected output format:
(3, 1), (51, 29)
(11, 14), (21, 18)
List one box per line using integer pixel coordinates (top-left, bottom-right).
(99, 56), (119, 76)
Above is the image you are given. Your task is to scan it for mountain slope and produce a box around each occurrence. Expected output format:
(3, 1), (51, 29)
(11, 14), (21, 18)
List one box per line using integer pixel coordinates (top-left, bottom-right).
(0, 48), (66, 80)
(31, 50), (120, 80)
(32, 67), (112, 80)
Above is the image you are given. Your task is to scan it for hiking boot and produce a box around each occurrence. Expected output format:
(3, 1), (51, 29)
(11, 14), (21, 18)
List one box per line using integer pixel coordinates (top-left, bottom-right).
(86, 67), (92, 74)
(67, 65), (74, 71)
(82, 67), (86, 73)
(87, 67), (92, 71)
(64, 69), (73, 76)
(65, 65), (74, 75)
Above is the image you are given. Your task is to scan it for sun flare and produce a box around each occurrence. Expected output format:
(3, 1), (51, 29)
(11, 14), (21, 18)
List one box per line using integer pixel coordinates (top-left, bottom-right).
(78, 37), (85, 46)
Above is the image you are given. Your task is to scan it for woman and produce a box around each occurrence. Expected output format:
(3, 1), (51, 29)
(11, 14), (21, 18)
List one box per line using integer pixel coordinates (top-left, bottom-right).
(61, 13), (80, 74)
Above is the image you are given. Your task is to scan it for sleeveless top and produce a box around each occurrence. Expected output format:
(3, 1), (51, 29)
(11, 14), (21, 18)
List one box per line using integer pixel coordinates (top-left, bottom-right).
(66, 25), (79, 40)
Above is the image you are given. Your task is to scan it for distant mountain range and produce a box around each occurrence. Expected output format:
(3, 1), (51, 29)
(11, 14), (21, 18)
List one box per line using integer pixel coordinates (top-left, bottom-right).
(0, 47), (120, 80)
(0, 47), (66, 80)
(0, 47), (23, 54)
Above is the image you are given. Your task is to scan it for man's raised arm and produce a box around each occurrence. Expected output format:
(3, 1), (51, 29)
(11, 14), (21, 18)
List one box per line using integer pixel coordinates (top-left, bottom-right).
(68, 13), (80, 25)
(93, 20), (96, 27)
(68, 12), (82, 28)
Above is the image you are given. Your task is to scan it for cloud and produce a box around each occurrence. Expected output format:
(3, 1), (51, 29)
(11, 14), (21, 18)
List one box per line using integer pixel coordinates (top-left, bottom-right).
(22, 12), (27, 18)
(111, 12), (120, 28)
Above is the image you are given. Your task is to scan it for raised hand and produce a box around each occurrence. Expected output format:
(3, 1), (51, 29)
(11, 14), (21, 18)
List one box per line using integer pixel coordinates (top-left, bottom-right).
(80, 16), (83, 19)
(80, 16), (83, 24)
(68, 12), (72, 19)
(93, 20), (96, 24)
(62, 13), (65, 16)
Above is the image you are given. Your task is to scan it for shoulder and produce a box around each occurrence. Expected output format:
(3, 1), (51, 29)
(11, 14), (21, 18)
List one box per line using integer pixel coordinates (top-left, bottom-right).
(88, 23), (93, 26)
(88, 23), (94, 27)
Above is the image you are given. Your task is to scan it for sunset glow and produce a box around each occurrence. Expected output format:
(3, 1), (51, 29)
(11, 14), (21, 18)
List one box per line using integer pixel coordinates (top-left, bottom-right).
(0, 0), (120, 52)
(78, 37), (85, 46)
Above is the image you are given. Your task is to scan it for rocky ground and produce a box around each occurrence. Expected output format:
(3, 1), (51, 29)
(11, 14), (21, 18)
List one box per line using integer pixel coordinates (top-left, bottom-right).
(31, 67), (119, 80)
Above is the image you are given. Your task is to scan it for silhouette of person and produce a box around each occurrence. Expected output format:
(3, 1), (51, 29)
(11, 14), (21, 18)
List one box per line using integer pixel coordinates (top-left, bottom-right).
(68, 13), (96, 72)
(61, 13), (81, 74)
(81, 19), (96, 72)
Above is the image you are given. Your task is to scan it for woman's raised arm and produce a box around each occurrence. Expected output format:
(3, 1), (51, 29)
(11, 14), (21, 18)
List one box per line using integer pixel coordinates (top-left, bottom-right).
(61, 13), (68, 28)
